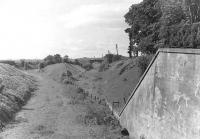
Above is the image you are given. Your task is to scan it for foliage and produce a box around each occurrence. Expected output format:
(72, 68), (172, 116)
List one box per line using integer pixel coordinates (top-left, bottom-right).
(185, 0), (200, 23)
(74, 59), (81, 66)
(38, 62), (45, 69)
(136, 55), (153, 75)
(83, 63), (93, 71)
(159, 22), (200, 49)
(125, 0), (162, 55)
(162, 5), (186, 26)
(125, 0), (200, 55)
(44, 55), (55, 65)
(43, 54), (62, 66)
(62, 55), (69, 63)
(54, 54), (62, 63)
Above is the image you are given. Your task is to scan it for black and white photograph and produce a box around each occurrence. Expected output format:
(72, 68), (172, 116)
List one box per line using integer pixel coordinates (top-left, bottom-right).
(0, 0), (200, 139)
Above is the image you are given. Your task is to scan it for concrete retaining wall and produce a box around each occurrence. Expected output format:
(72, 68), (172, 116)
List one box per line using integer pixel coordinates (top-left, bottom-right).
(120, 48), (200, 139)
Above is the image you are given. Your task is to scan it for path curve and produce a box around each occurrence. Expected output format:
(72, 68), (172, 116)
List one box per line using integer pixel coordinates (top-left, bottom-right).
(0, 71), (92, 139)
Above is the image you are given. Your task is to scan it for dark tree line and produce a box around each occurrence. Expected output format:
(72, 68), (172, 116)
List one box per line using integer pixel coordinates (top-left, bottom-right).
(125, 0), (200, 57)
(43, 54), (69, 66)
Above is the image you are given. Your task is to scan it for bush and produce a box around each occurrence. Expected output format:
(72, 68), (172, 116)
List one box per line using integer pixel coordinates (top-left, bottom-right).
(38, 62), (45, 69)
(159, 22), (200, 49)
(43, 54), (62, 66)
(136, 55), (153, 75)
(44, 55), (55, 66)
(77, 87), (84, 94)
(54, 54), (62, 63)
(63, 79), (74, 85)
(74, 59), (81, 66)
(83, 63), (93, 71)
(82, 103), (120, 127)
(62, 55), (69, 63)
(68, 87), (87, 105)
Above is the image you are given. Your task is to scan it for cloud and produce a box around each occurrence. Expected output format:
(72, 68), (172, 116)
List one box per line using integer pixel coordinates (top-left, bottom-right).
(0, 0), (142, 59)
(59, 2), (130, 29)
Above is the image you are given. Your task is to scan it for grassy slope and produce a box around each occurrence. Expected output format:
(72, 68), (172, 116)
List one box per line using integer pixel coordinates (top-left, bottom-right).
(86, 58), (141, 112)
(43, 59), (141, 113)
(43, 63), (85, 82)
(0, 64), (37, 129)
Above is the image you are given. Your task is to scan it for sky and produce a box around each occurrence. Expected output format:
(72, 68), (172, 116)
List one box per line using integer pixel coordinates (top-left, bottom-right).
(0, 0), (142, 60)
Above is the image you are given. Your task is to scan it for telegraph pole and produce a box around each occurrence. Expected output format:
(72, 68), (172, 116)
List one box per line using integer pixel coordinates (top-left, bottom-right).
(116, 44), (119, 55)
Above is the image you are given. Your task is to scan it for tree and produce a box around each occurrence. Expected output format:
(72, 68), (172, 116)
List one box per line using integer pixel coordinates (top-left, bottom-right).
(125, 28), (133, 58)
(44, 55), (55, 65)
(63, 55), (69, 63)
(54, 54), (62, 63)
(185, 0), (200, 23)
(125, 0), (200, 55)
(124, 0), (162, 55)
(159, 0), (200, 49)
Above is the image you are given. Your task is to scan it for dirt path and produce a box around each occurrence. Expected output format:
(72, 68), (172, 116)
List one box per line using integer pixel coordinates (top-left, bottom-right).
(0, 71), (93, 139)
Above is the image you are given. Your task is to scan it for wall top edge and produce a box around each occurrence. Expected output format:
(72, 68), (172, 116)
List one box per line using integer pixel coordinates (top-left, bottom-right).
(158, 48), (200, 54)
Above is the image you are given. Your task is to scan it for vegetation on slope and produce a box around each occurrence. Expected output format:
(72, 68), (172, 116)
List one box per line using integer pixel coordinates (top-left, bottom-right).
(0, 64), (37, 130)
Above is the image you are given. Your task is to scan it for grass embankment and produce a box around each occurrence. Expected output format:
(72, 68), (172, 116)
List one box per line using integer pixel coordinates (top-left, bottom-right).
(0, 64), (37, 130)
(57, 66), (128, 139)
(65, 84), (125, 139)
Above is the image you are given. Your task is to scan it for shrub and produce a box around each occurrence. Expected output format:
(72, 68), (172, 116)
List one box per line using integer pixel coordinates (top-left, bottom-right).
(44, 55), (55, 66)
(159, 22), (200, 49)
(54, 54), (62, 63)
(83, 63), (93, 71)
(82, 104), (120, 127)
(77, 87), (84, 94)
(74, 59), (81, 66)
(68, 87), (87, 105)
(38, 62), (45, 69)
(43, 54), (62, 66)
(136, 55), (153, 75)
(63, 79), (74, 85)
(62, 55), (69, 63)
